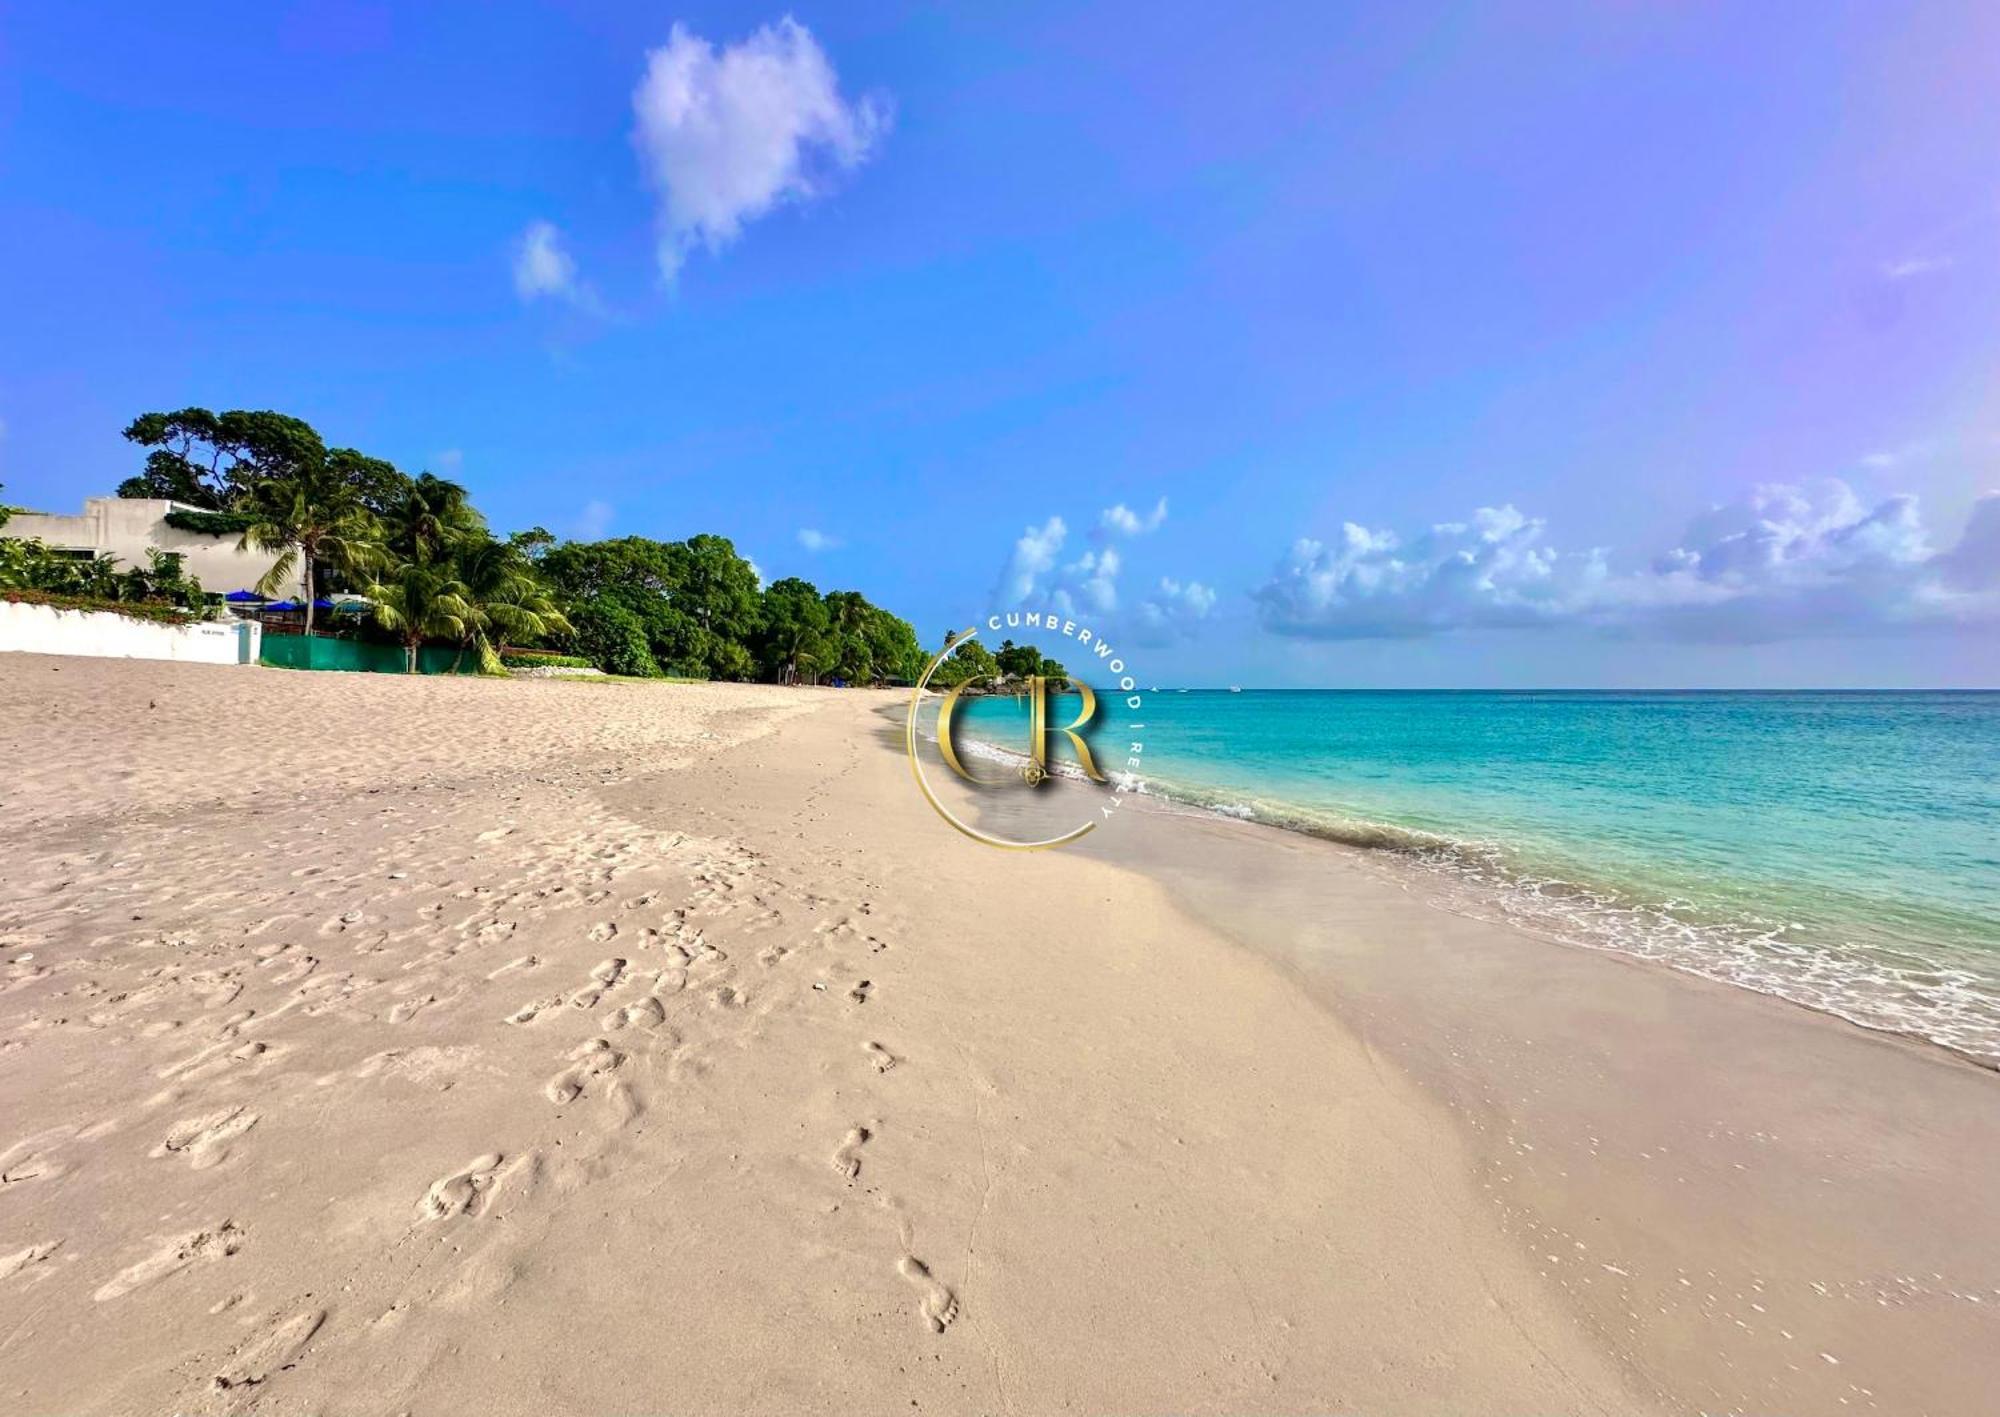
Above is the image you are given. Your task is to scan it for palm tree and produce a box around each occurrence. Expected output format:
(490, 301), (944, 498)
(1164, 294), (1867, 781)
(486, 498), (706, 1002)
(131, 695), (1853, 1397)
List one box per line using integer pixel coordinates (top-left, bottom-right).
(239, 471), (379, 636)
(368, 556), (476, 674)
(380, 472), (483, 563)
(453, 537), (573, 674)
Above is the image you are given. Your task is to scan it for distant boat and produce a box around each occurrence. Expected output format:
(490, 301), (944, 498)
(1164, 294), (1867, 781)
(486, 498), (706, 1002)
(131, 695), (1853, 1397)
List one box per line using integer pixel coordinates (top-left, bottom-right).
(1177, 688), (1189, 694)
(1228, 685), (1242, 693)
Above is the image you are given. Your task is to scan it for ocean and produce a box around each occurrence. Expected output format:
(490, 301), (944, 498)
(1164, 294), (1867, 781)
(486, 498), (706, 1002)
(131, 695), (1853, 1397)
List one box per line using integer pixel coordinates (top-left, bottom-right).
(948, 689), (2000, 1066)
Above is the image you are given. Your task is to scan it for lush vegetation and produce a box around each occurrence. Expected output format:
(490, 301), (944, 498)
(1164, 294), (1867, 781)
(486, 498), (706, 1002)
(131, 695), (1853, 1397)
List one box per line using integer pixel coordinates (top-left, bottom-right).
(85, 408), (929, 682)
(498, 649), (594, 670)
(0, 587), (203, 625)
(927, 633), (1069, 691)
(162, 507), (257, 536)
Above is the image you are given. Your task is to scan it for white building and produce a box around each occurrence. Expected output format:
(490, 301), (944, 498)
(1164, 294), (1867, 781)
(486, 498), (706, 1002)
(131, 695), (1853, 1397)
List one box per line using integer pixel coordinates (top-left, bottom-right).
(1, 496), (306, 599)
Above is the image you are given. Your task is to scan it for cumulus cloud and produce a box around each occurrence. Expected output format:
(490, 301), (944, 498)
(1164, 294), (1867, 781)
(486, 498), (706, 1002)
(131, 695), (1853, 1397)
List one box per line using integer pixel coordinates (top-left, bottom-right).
(631, 17), (889, 278)
(1255, 483), (2000, 642)
(999, 515), (1067, 604)
(513, 220), (582, 302)
(1134, 577), (1218, 644)
(1100, 497), (1168, 537)
(1060, 546), (1121, 614)
(796, 527), (841, 552)
(996, 513), (1215, 641)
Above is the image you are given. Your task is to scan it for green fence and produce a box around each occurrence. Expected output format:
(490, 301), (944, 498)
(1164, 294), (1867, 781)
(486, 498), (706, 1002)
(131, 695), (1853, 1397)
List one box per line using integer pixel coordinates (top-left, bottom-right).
(260, 635), (476, 675)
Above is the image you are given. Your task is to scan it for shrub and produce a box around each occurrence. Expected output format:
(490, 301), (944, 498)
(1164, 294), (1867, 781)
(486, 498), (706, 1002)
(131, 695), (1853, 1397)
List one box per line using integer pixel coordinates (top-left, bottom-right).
(499, 650), (593, 669)
(570, 601), (660, 677)
(162, 508), (257, 536)
(2, 588), (200, 625)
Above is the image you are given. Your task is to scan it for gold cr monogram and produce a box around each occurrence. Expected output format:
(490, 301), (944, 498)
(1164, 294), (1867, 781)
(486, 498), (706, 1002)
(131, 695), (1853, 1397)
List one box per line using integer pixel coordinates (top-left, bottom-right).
(937, 675), (1109, 787)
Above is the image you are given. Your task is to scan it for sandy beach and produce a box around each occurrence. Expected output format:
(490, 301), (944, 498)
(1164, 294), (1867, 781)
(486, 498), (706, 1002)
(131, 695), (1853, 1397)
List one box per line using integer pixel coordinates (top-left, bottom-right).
(1, 656), (1995, 1416)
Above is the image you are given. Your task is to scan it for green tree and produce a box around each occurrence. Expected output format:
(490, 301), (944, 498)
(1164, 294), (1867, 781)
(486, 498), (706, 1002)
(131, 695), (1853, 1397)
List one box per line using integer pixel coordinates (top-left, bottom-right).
(861, 605), (923, 684)
(673, 534), (763, 675)
(930, 638), (1000, 689)
(454, 536), (574, 673)
(368, 557), (475, 674)
(379, 472), (484, 563)
(120, 409), (326, 509)
(570, 601), (659, 677)
(994, 638), (1044, 679)
(758, 577), (834, 684)
(238, 466), (381, 636)
(326, 449), (414, 521)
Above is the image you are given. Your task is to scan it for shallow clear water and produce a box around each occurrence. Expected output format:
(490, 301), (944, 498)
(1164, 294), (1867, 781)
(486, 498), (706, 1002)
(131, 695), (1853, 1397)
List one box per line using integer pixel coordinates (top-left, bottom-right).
(951, 689), (2000, 1064)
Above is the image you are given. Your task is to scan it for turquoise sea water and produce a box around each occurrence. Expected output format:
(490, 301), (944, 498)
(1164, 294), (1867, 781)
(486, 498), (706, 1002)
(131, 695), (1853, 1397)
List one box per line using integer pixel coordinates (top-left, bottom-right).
(951, 690), (2000, 1065)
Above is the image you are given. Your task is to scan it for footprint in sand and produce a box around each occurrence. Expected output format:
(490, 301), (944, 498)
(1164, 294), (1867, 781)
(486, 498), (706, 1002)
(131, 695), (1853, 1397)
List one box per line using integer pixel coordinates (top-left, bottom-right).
(863, 1041), (899, 1073)
(897, 1255), (959, 1333)
(545, 1038), (624, 1105)
(601, 995), (666, 1033)
(150, 1106), (259, 1170)
(0, 1240), (63, 1282)
(93, 1221), (244, 1302)
(507, 994), (566, 1025)
(487, 955), (541, 981)
(0, 1130), (72, 1185)
(848, 979), (874, 1004)
(157, 1039), (274, 1084)
(831, 1125), (871, 1181)
(586, 921), (620, 943)
(417, 1152), (504, 1220)
(387, 992), (442, 1024)
(569, 958), (628, 1009)
(212, 1307), (326, 1393)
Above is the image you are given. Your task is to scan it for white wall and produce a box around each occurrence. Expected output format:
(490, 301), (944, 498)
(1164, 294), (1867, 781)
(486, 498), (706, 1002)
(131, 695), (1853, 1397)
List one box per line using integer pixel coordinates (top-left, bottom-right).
(0, 599), (260, 666)
(1, 497), (305, 598)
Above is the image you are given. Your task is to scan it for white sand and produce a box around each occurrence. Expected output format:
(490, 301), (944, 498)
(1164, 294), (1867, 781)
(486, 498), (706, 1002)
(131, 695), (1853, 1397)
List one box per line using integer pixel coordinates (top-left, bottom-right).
(0, 655), (1991, 1414)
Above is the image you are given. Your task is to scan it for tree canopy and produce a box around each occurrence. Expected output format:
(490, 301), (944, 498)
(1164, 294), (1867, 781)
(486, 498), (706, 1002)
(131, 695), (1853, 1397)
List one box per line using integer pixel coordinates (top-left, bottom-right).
(95, 406), (925, 681)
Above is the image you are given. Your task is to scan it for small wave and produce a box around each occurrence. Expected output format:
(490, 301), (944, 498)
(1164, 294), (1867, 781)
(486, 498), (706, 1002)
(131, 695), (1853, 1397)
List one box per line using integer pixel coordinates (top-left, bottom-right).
(1135, 774), (2000, 1070)
(933, 716), (2000, 1067)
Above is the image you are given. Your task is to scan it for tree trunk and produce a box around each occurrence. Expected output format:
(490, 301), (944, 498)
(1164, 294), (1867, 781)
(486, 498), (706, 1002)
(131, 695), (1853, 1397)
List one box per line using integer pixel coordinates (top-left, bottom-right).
(302, 552), (316, 637)
(406, 638), (419, 674)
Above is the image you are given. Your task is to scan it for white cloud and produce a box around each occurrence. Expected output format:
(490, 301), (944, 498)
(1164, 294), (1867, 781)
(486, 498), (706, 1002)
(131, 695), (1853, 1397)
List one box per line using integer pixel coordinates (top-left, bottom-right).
(999, 515), (1067, 604)
(797, 527), (841, 552)
(632, 17), (889, 278)
(1134, 576), (1217, 644)
(1059, 546), (1120, 614)
(747, 557), (766, 588)
(1882, 255), (1954, 281)
(573, 499), (615, 540)
(1255, 482), (2000, 643)
(1099, 497), (1168, 537)
(513, 220), (582, 303)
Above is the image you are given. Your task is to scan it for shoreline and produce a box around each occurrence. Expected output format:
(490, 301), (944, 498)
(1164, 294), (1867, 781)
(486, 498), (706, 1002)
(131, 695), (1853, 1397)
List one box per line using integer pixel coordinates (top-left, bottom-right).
(921, 697), (2000, 1415)
(940, 698), (2000, 1072)
(1, 657), (1994, 1414)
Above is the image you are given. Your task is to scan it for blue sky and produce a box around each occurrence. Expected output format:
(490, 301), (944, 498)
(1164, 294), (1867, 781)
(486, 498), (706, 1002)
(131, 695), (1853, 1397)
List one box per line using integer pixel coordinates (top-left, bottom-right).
(2, 1), (1996, 685)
